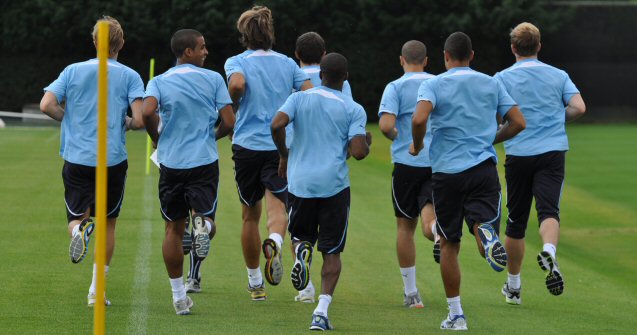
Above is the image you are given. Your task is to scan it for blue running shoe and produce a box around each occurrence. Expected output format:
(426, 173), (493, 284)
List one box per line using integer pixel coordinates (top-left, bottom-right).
(477, 223), (507, 272)
(70, 218), (95, 264)
(291, 241), (313, 291)
(440, 314), (467, 330)
(309, 313), (334, 331)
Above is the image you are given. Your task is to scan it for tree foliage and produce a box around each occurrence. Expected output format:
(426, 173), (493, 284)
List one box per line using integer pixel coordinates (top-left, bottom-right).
(0, 0), (572, 116)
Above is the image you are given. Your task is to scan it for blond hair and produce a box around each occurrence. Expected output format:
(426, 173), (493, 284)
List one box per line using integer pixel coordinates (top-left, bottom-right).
(510, 22), (541, 57)
(92, 16), (124, 56)
(237, 6), (275, 50)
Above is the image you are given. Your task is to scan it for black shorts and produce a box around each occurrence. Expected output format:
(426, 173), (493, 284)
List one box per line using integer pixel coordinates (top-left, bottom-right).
(288, 188), (350, 254)
(62, 160), (128, 222)
(504, 151), (565, 239)
(158, 161), (219, 222)
(232, 144), (287, 207)
(391, 163), (433, 219)
(432, 159), (501, 243)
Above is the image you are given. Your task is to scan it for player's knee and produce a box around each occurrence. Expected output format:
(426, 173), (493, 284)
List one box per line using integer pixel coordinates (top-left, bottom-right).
(505, 220), (527, 239)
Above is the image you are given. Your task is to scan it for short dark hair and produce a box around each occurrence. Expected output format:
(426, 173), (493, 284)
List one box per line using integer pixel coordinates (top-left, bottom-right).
(171, 29), (202, 58)
(444, 32), (472, 61)
(320, 52), (348, 83)
(296, 32), (325, 64)
(237, 6), (275, 50)
(401, 40), (427, 64)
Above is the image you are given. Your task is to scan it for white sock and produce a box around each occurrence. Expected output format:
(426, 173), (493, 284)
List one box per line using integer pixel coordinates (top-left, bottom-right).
(314, 294), (332, 317)
(247, 267), (263, 287)
(447, 296), (463, 316)
(431, 222), (438, 237)
(268, 233), (283, 249)
(169, 277), (186, 302)
(89, 264), (109, 294)
(72, 224), (80, 237)
(400, 266), (417, 296)
(543, 243), (557, 259)
(204, 220), (213, 234)
(507, 273), (521, 289)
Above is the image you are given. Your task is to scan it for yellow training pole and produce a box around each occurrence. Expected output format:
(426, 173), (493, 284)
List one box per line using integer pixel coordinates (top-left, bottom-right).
(94, 21), (109, 335)
(145, 58), (155, 175)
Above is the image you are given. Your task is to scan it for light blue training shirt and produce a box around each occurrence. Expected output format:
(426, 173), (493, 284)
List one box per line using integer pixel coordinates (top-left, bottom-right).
(279, 86), (367, 198)
(378, 72), (435, 167)
(417, 67), (517, 174)
(44, 59), (144, 167)
(301, 65), (352, 97)
(145, 63), (232, 169)
(225, 49), (309, 151)
(495, 59), (580, 156)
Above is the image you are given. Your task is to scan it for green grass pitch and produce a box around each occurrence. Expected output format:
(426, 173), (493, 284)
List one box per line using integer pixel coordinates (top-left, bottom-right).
(0, 124), (636, 334)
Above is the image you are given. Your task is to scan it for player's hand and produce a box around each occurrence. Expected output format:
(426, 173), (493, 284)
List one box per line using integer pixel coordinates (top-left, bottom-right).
(409, 142), (422, 156)
(365, 131), (372, 146)
(278, 156), (287, 179)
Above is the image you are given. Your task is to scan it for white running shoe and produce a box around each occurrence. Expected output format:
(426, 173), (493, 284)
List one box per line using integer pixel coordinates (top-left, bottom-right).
(404, 290), (424, 308)
(192, 214), (210, 259)
(294, 286), (315, 303)
(537, 251), (564, 296)
(501, 282), (521, 305)
(185, 278), (201, 293)
(70, 218), (94, 264)
(440, 314), (468, 331)
(87, 292), (111, 307)
(173, 296), (194, 315)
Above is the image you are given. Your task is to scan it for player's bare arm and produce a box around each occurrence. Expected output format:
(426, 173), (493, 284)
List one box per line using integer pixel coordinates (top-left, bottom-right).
(494, 105), (526, 144)
(142, 96), (160, 145)
(349, 133), (371, 160)
(228, 73), (246, 113)
(39, 91), (65, 121)
(565, 93), (586, 121)
(409, 100), (433, 156)
(127, 98), (144, 130)
(215, 105), (236, 140)
(271, 111), (290, 177)
(379, 113), (398, 140)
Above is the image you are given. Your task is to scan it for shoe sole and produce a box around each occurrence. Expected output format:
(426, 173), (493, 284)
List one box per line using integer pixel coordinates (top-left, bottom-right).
(70, 220), (94, 264)
(192, 215), (210, 259)
(291, 242), (313, 291)
(262, 239), (283, 285)
(537, 251), (564, 296)
(182, 231), (192, 255)
(433, 239), (441, 264)
(477, 224), (507, 272)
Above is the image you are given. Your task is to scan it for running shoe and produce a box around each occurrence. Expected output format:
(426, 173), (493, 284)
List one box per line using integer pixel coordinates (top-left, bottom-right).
(501, 282), (521, 305)
(173, 296), (193, 315)
(262, 238), (283, 285)
(477, 223), (507, 272)
(404, 290), (424, 308)
(309, 313), (334, 331)
(291, 241), (313, 291)
(185, 278), (201, 293)
(440, 314), (468, 331)
(70, 218), (95, 264)
(87, 292), (111, 307)
(537, 251), (564, 296)
(191, 214), (210, 259)
(247, 281), (266, 301)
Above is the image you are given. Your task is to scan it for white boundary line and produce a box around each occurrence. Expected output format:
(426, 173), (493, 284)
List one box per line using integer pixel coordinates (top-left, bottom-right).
(127, 176), (154, 334)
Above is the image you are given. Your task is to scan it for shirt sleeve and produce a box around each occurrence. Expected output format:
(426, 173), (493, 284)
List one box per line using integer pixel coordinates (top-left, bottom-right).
(224, 56), (243, 81)
(290, 58), (310, 90)
(213, 72), (233, 110)
(279, 93), (298, 122)
(127, 71), (145, 104)
(342, 80), (353, 97)
(562, 73), (580, 105)
(348, 104), (367, 140)
(144, 78), (160, 101)
(417, 80), (436, 108)
(43, 66), (69, 103)
(496, 79), (517, 118)
(378, 82), (399, 117)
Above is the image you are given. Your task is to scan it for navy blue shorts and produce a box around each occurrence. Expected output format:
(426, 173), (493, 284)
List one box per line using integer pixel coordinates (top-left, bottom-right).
(232, 145), (287, 207)
(391, 163), (433, 219)
(504, 151), (565, 239)
(62, 160), (127, 222)
(158, 161), (219, 222)
(432, 159), (501, 243)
